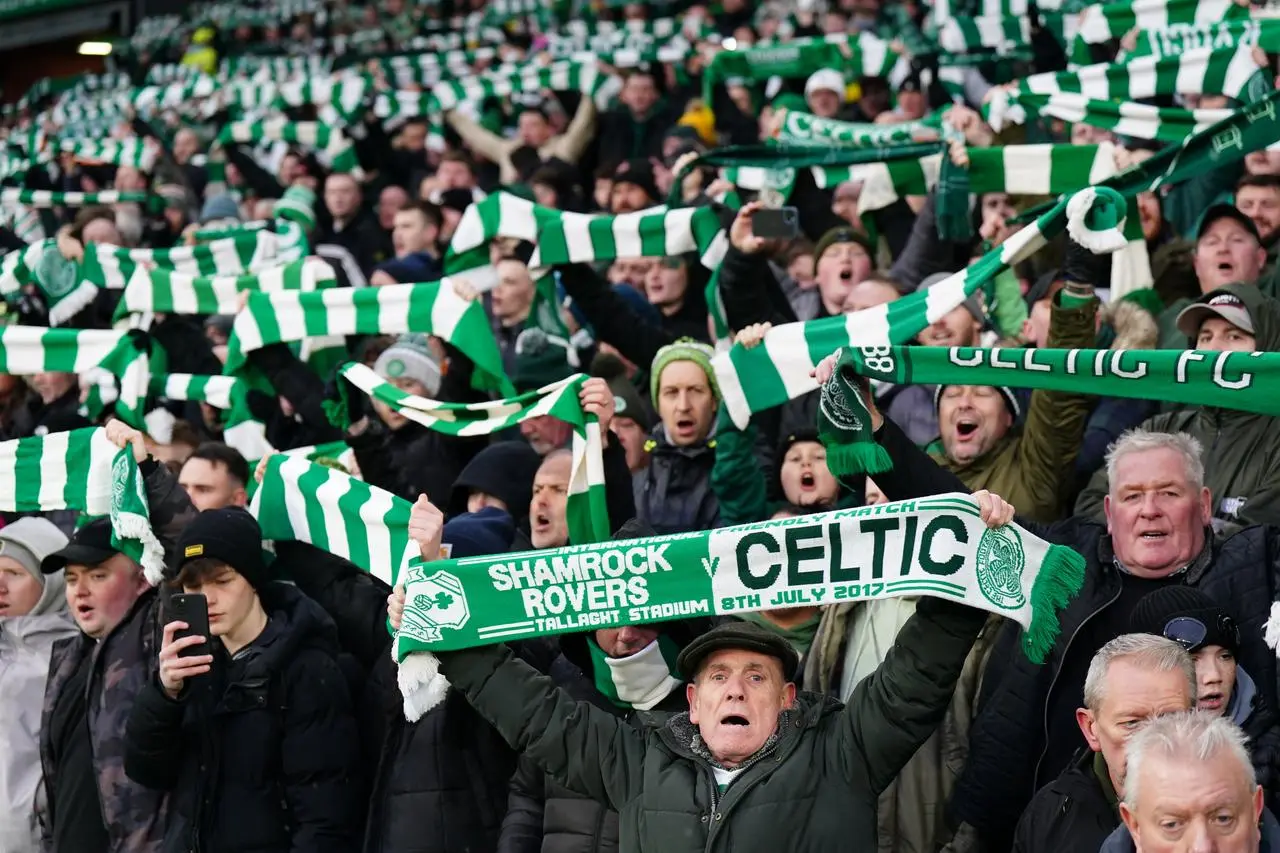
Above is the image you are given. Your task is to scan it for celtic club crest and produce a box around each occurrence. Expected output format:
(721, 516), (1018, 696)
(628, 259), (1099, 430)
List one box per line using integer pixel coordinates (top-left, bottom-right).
(819, 376), (862, 432)
(975, 525), (1027, 611)
(110, 453), (131, 513)
(35, 250), (81, 300)
(400, 566), (471, 644)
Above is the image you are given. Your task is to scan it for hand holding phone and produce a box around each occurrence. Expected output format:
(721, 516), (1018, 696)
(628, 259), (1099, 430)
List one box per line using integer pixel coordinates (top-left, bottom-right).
(159, 593), (213, 699)
(751, 206), (800, 240)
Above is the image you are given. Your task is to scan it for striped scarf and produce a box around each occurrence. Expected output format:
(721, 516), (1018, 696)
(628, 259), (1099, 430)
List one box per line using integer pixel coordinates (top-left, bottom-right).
(152, 373), (271, 460)
(217, 119), (361, 174)
(337, 363), (609, 542)
(701, 33), (902, 104)
(58, 138), (157, 172)
(0, 189), (150, 209)
(222, 281), (515, 398)
(0, 240), (101, 325)
(1125, 19), (1272, 61)
(0, 428), (164, 584)
(776, 110), (946, 148)
(986, 91), (1234, 141)
(1070, 0), (1251, 65)
(715, 88), (1280, 428)
(444, 193), (730, 282)
(937, 14), (1032, 55)
(113, 256), (337, 322)
(391, 494), (1085, 720)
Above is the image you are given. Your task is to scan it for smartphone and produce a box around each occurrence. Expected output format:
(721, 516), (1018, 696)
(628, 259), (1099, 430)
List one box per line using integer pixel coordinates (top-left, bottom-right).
(752, 207), (800, 240)
(167, 593), (211, 660)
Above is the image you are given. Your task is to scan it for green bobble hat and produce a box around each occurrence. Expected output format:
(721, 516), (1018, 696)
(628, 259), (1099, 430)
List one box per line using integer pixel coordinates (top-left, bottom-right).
(274, 185), (317, 233)
(649, 339), (720, 408)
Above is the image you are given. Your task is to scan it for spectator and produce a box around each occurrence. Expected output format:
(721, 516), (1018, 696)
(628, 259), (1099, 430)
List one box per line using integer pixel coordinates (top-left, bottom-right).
(369, 201), (444, 286)
(377, 185), (410, 235)
(1011, 634), (1195, 853)
(609, 160), (661, 214)
(805, 69), (847, 119)
(177, 442), (250, 512)
(641, 254), (710, 342)
(315, 173), (392, 275)
(123, 508), (363, 852)
(597, 69), (675, 166)
(392, 489), (1010, 851)
(447, 101), (597, 185)
(1077, 283), (1280, 531)
(1108, 712), (1280, 851)
(633, 340), (721, 534)
(0, 518), (76, 853)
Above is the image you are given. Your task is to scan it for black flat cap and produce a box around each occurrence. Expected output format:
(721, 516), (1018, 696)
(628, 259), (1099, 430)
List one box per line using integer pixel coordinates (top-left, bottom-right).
(676, 620), (801, 682)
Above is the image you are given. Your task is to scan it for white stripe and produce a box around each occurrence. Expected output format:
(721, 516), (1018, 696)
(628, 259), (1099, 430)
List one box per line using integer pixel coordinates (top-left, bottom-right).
(37, 431), (71, 510)
(1004, 144), (1052, 195)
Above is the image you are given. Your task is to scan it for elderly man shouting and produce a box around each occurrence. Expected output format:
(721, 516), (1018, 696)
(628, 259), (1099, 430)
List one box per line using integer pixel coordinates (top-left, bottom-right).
(389, 493), (1015, 851)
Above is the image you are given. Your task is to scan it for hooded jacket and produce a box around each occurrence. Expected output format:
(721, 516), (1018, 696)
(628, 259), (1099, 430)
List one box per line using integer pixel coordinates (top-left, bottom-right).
(437, 592), (989, 853)
(633, 425), (720, 535)
(0, 531), (77, 853)
(40, 460), (196, 853)
(122, 583), (363, 853)
(1076, 283), (1280, 531)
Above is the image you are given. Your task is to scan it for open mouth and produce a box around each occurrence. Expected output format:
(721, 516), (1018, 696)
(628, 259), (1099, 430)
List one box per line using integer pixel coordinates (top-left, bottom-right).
(721, 715), (750, 727)
(800, 472), (816, 489)
(533, 513), (551, 528)
(1138, 531), (1168, 541)
(675, 418), (695, 432)
(955, 420), (979, 439)
(1200, 692), (1224, 708)
(76, 604), (95, 619)
(1217, 262), (1235, 275)
(838, 268), (853, 282)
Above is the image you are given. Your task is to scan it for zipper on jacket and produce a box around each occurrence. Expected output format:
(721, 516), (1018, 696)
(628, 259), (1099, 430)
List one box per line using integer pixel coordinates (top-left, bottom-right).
(703, 717), (806, 851)
(1033, 582), (1122, 790)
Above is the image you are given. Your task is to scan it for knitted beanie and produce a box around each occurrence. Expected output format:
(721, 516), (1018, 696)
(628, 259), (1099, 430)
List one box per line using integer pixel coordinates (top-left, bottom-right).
(274, 185), (317, 233)
(1129, 585), (1240, 654)
(649, 339), (720, 408)
(374, 334), (442, 396)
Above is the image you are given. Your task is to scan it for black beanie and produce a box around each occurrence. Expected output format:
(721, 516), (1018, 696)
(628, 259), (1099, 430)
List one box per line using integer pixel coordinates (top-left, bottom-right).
(1128, 586), (1240, 654)
(175, 507), (267, 589)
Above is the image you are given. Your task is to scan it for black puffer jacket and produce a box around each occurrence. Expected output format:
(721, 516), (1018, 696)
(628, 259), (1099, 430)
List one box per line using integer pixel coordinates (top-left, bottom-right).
(123, 583), (363, 853)
(632, 427), (719, 535)
(1011, 750), (1117, 853)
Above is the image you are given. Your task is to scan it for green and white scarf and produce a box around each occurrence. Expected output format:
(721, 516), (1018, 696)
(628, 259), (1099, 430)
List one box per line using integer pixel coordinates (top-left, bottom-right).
(776, 110), (945, 148)
(114, 256), (336, 322)
(1070, 0), (1251, 65)
(222, 281), (515, 397)
(1124, 19), (1272, 61)
(217, 119), (361, 174)
(834, 344), (1280, 418)
(938, 14), (1031, 55)
(986, 91), (1233, 141)
(586, 635), (683, 710)
(0, 240), (100, 325)
(0, 189), (150, 209)
(153, 373), (271, 459)
(0, 428), (164, 584)
(701, 33), (902, 104)
(336, 363), (609, 544)
(391, 494), (1085, 718)
(444, 192), (730, 281)
(249, 453), (414, 587)
(58, 138), (157, 172)
(83, 221), (309, 289)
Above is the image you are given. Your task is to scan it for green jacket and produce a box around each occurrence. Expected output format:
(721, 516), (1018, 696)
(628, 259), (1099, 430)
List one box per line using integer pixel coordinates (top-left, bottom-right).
(932, 296), (1098, 524)
(1078, 283), (1280, 530)
(437, 596), (989, 853)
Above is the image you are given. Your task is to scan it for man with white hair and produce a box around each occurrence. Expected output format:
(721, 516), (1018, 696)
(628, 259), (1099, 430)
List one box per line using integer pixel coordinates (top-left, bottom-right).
(1105, 711), (1280, 852)
(1012, 634), (1196, 852)
(811, 368), (1280, 853)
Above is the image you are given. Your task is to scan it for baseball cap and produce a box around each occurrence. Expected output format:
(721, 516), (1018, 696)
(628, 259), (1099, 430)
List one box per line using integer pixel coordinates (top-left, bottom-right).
(805, 69), (846, 99)
(41, 517), (119, 574)
(1175, 290), (1255, 338)
(1196, 203), (1261, 243)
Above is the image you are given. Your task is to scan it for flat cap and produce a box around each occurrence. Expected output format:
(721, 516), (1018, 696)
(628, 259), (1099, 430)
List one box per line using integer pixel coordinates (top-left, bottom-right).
(676, 620), (801, 682)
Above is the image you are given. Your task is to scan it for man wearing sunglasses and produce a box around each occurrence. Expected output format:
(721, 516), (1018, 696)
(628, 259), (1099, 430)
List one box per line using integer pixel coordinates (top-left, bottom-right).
(1130, 586), (1280, 807)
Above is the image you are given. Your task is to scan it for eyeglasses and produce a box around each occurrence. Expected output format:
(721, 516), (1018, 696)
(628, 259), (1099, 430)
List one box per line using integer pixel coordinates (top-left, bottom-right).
(1162, 614), (1239, 652)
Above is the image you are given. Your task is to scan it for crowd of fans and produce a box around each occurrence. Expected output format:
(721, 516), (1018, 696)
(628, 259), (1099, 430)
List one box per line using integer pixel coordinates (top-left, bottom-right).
(3, 0), (1280, 850)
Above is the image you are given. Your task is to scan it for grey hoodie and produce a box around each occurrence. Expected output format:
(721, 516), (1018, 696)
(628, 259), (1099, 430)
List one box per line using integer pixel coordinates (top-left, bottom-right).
(1100, 806), (1280, 852)
(0, 518), (77, 853)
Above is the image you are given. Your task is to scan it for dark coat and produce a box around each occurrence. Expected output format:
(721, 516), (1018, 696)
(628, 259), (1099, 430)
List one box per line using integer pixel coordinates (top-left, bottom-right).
(439, 593), (988, 852)
(122, 583), (363, 853)
(866, 417), (1280, 851)
(39, 460), (196, 853)
(1011, 750), (1117, 853)
(632, 427), (719, 535)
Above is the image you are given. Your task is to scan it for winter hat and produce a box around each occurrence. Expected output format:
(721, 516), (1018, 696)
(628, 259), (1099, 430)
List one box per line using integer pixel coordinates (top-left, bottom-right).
(1176, 288), (1256, 339)
(176, 507), (267, 589)
(441, 507), (517, 558)
(449, 441), (543, 521)
(677, 619), (801, 681)
(677, 104), (717, 146)
(199, 194), (241, 225)
(919, 271), (985, 323)
(813, 224), (875, 266)
(374, 334), (442, 396)
(0, 517), (70, 616)
(612, 160), (660, 204)
(805, 68), (846, 99)
(513, 329), (577, 393)
(649, 339), (720, 408)
(932, 384), (1022, 421)
(274, 185), (317, 232)
(1129, 586), (1240, 655)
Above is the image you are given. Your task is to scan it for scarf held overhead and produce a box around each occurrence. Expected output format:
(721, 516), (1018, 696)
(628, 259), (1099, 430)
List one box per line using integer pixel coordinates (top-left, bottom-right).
(392, 495), (1086, 714)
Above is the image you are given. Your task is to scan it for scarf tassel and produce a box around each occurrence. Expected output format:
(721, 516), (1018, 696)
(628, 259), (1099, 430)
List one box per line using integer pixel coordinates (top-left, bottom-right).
(397, 647), (452, 722)
(1065, 186), (1130, 255)
(825, 439), (894, 479)
(1021, 543), (1087, 664)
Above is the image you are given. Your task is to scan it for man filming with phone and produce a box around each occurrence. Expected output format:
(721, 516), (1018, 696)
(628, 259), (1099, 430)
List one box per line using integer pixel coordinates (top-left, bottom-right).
(122, 507), (364, 853)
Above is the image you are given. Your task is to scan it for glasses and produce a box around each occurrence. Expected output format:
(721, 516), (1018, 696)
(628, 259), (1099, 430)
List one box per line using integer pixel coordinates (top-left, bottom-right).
(1162, 615), (1239, 652)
